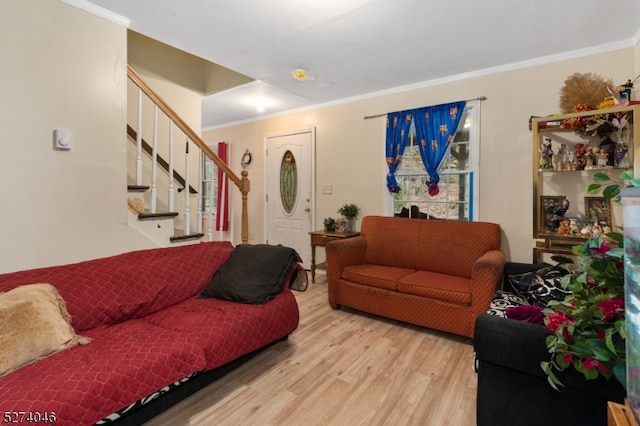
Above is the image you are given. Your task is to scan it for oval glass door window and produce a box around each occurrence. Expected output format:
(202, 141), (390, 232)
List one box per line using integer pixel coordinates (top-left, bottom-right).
(280, 150), (298, 213)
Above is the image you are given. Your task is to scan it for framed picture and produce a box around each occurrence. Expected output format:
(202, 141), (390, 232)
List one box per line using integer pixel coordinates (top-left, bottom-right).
(539, 195), (564, 232)
(584, 197), (612, 228)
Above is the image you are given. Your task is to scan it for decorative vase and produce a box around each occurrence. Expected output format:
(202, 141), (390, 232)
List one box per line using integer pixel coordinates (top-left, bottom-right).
(615, 143), (631, 169)
(344, 218), (355, 233)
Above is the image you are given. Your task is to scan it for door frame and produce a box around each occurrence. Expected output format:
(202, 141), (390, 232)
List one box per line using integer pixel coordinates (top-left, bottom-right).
(263, 127), (316, 249)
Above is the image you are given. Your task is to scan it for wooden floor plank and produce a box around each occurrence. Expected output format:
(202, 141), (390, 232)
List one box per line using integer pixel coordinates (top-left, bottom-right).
(144, 274), (477, 426)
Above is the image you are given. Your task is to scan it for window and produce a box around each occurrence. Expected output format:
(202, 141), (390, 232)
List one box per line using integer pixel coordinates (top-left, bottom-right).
(202, 148), (219, 214)
(391, 101), (480, 220)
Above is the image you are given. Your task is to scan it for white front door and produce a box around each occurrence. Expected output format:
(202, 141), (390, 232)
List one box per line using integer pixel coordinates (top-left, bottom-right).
(265, 128), (315, 266)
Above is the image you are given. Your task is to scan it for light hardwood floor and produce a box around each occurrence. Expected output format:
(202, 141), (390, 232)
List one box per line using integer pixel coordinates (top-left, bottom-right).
(145, 273), (478, 426)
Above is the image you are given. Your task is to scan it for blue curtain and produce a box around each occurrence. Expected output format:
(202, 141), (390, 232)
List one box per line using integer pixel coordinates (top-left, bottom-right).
(413, 101), (466, 196)
(385, 111), (413, 193)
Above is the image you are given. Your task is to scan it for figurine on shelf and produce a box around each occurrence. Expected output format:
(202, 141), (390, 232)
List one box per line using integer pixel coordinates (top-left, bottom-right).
(556, 219), (571, 236)
(566, 151), (576, 170)
(569, 218), (580, 236)
(556, 144), (568, 171)
(584, 147), (595, 169)
(547, 196), (570, 232)
(599, 136), (615, 167)
(539, 138), (554, 170)
(592, 224), (603, 238)
(597, 149), (610, 168)
(581, 223), (593, 238)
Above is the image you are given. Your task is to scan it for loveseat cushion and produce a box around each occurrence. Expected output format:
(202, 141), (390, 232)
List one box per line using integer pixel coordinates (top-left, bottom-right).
(143, 287), (299, 369)
(0, 242), (234, 331)
(361, 217), (422, 269)
(0, 320), (207, 426)
(414, 220), (502, 279)
(341, 264), (415, 291)
(398, 271), (472, 305)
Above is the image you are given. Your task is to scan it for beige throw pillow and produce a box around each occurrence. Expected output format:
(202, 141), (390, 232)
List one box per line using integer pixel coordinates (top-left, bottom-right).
(0, 283), (90, 377)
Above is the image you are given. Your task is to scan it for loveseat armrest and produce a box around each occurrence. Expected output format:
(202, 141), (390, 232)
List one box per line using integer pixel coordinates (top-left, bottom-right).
(325, 236), (367, 282)
(470, 250), (506, 311)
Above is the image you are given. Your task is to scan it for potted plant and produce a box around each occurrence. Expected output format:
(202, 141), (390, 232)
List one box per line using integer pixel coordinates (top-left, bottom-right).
(540, 235), (626, 390)
(337, 203), (360, 232)
(323, 217), (335, 232)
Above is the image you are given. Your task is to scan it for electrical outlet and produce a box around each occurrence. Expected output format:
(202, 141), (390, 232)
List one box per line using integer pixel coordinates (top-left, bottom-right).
(321, 184), (332, 194)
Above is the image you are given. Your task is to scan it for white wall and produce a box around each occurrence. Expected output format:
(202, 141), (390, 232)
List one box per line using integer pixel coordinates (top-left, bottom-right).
(0, 0), (155, 273)
(203, 48), (637, 263)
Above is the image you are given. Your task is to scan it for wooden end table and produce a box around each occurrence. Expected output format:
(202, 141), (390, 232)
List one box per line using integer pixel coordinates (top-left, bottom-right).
(309, 230), (359, 283)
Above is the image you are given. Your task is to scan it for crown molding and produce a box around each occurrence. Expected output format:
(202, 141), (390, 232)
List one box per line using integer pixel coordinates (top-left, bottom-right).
(59, 0), (130, 27)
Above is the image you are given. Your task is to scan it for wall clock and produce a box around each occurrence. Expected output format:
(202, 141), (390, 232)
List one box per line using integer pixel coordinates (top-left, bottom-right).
(241, 149), (252, 169)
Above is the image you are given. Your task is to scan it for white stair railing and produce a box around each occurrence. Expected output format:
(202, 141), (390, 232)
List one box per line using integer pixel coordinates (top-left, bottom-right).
(127, 63), (251, 243)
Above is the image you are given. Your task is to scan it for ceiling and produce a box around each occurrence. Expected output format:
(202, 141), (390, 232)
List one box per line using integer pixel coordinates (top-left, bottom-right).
(83, 0), (640, 129)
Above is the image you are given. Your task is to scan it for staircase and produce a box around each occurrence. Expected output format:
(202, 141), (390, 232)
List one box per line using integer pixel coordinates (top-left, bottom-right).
(126, 64), (250, 246)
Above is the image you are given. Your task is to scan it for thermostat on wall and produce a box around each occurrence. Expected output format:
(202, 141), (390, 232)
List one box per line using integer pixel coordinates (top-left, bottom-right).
(53, 128), (72, 150)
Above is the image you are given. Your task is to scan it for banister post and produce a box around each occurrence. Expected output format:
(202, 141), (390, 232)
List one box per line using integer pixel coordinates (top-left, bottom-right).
(241, 170), (250, 244)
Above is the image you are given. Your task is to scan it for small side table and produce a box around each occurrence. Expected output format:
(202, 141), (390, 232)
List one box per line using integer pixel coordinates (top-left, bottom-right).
(309, 230), (359, 283)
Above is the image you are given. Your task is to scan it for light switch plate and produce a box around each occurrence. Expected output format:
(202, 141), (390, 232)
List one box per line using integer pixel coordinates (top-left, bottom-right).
(321, 184), (332, 194)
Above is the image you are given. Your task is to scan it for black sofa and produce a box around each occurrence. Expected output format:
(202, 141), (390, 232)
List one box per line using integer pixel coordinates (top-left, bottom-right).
(474, 262), (626, 426)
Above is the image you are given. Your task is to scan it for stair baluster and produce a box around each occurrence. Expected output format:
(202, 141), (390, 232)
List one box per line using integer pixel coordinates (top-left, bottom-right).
(197, 152), (203, 235)
(183, 140), (190, 234)
(150, 105), (158, 213)
(136, 88), (143, 186)
(168, 121), (175, 212)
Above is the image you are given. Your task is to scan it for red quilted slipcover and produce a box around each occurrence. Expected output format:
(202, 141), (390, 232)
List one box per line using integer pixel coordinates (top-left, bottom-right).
(0, 320), (206, 425)
(0, 242), (300, 425)
(0, 242), (234, 331)
(143, 287), (300, 369)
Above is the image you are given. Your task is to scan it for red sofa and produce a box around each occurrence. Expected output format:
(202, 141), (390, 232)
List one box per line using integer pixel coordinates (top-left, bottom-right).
(0, 242), (300, 425)
(326, 216), (505, 338)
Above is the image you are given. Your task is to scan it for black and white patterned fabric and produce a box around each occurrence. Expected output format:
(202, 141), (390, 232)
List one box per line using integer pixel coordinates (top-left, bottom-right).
(486, 290), (527, 317)
(95, 373), (197, 424)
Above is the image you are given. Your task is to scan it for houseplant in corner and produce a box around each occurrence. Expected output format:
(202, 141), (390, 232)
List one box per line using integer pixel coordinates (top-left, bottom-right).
(540, 170), (640, 391)
(337, 203), (360, 233)
(541, 234), (627, 391)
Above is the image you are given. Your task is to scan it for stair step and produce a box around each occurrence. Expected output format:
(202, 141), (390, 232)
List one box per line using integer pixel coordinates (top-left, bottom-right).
(127, 185), (150, 193)
(138, 211), (179, 220)
(170, 231), (205, 243)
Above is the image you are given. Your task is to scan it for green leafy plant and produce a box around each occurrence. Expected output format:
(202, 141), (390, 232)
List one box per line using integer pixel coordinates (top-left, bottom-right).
(323, 217), (335, 232)
(588, 170), (640, 202)
(337, 203), (360, 219)
(541, 235), (627, 390)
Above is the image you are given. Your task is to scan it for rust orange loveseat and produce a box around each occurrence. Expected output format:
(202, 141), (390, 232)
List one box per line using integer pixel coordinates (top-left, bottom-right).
(326, 216), (505, 338)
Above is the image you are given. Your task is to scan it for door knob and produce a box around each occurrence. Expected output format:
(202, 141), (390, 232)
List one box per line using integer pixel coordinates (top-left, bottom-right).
(305, 207), (311, 212)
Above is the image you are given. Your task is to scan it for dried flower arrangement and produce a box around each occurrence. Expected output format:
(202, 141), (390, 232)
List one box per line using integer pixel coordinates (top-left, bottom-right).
(559, 72), (614, 114)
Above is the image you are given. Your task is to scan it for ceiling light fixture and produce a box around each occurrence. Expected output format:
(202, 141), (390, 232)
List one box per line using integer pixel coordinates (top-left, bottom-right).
(292, 68), (308, 82)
